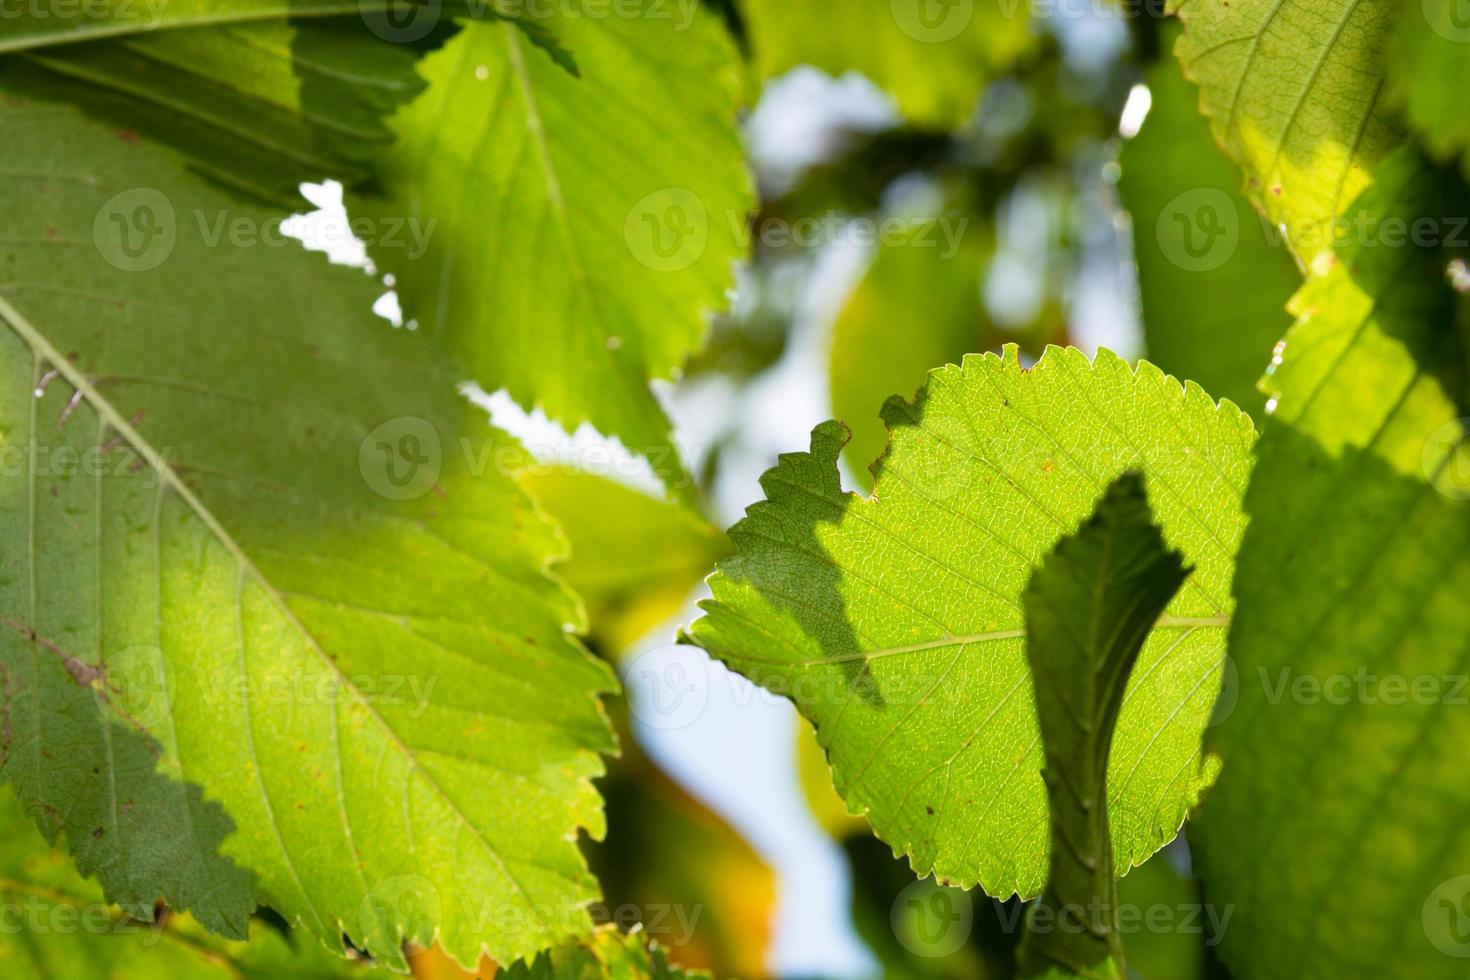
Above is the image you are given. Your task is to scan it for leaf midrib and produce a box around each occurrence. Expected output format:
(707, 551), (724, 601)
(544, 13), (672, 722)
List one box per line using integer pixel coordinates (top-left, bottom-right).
(0, 291), (549, 926)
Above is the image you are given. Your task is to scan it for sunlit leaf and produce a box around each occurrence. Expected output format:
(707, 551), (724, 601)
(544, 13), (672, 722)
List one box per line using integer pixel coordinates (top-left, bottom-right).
(687, 346), (1252, 899)
(1192, 150), (1470, 979)
(0, 96), (615, 970)
(358, 4), (753, 495)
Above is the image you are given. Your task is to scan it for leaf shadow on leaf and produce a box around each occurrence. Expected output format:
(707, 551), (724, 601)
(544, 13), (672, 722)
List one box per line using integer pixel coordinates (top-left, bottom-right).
(1196, 417), (1470, 977)
(712, 420), (884, 706)
(0, 624), (255, 938)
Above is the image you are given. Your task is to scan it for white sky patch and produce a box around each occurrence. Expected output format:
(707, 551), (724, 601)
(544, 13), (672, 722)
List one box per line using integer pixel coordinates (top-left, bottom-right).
(1118, 82), (1153, 139)
(283, 179), (411, 327)
(744, 67), (899, 198)
(467, 384), (666, 498)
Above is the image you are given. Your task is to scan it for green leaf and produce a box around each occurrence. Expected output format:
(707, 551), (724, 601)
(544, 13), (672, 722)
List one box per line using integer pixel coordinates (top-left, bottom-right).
(1119, 32), (1299, 414)
(1386, 0), (1470, 179)
(1018, 472), (1190, 980)
(1191, 150), (1470, 978)
(0, 95), (615, 970)
(829, 218), (995, 490)
(357, 5), (753, 495)
(1169, 0), (1405, 260)
(520, 468), (730, 653)
(740, 0), (1035, 128)
(1, 19), (428, 206)
(686, 346), (1254, 899)
(0, 0), (567, 62)
(0, 788), (376, 978)
(0, 0), (373, 51)
(501, 924), (709, 980)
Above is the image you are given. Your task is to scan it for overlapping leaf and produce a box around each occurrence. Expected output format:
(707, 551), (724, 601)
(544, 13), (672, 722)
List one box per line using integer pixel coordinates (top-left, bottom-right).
(1, 19), (427, 206)
(358, 3), (753, 494)
(0, 788), (375, 978)
(688, 346), (1254, 898)
(1120, 32), (1298, 414)
(0, 96), (615, 969)
(1170, 0), (1405, 260)
(1019, 473), (1189, 979)
(1192, 150), (1470, 978)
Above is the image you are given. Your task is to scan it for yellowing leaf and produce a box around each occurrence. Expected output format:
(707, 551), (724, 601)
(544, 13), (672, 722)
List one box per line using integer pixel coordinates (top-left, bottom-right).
(1170, 0), (1405, 260)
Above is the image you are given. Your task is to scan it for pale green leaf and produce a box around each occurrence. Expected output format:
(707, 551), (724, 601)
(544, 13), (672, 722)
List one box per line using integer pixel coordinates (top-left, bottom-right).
(687, 346), (1253, 899)
(1191, 150), (1470, 978)
(0, 96), (615, 970)
(1119, 31), (1298, 414)
(1018, 472), (1189, 979)
(741, 0), (1036, 128)
(1170, 0), (1405, 259)
(357, 6), (753, 494)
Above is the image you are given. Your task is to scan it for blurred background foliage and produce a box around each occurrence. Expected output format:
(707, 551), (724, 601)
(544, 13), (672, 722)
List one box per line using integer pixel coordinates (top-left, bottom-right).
(504, 1), (1282, 977)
